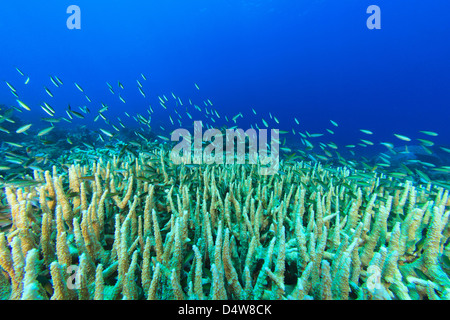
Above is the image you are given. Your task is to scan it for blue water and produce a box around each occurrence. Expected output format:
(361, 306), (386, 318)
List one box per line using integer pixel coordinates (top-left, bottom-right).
(0, 0), (449, 155)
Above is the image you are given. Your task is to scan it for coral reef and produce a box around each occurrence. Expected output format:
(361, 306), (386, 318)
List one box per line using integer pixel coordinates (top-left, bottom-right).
(0, 149), (449, 300)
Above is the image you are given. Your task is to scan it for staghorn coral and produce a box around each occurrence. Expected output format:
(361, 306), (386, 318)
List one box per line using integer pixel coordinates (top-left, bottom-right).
(0, 149), (449, 300)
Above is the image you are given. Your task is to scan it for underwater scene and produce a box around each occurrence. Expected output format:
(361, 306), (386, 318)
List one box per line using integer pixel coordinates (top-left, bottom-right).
(0, 0), (449, 301)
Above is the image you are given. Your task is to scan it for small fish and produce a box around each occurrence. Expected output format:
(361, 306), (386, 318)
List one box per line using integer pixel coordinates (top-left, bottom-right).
(5, 158), (23, 165)
(16, 100), (31, 111)
(70, 110), (85, 119)
(16, 123), (32, 134)
(99, 128), (113, 138)
(74, 82), (84, 92)
(419, 161), (436, 168)
(360, 129), (373, 135)
(415, 169), (430, 183)
(389, 172), (408, 178)
(380, 142), (394, 149)
(330, 120), (338, 127)
(44, 86), (54, 97)
(24, 77), (30, 85)
(55, 76), (63, 85)
(5, 81), (17, 92)
(419, 131), (438, 137)
(37, 126), (55, 136)
(2, 179), (44, 188)
(394, 134), (411, 142)
(0, 126), (11, 134)
(40, 106), (53, 118)
(356, 181), (372, 187)
(328, 142), (338, 149)
(360, 139), (374, 145)
(41, 103), (55, 116)
(15, 67), (25, 76)
(4, 141), (23, 148)
(138, 86), (146, 97)
(50, 76), (60, 88)
(417, 139), (434, 147)
(194, 83), (200, 90)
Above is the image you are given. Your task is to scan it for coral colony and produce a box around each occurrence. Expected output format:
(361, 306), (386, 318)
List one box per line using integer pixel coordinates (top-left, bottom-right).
(0, 135), (449, 299)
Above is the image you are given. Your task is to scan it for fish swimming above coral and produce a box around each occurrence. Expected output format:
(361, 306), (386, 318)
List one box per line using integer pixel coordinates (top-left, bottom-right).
(0, 0), (449, 303)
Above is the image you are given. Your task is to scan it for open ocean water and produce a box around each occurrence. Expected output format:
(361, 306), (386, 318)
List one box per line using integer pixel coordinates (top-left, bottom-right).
(1, 1), (449, 158)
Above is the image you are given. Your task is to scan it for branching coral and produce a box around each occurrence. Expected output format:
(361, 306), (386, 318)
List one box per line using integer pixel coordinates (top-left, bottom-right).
(0, 149), (449, 300)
